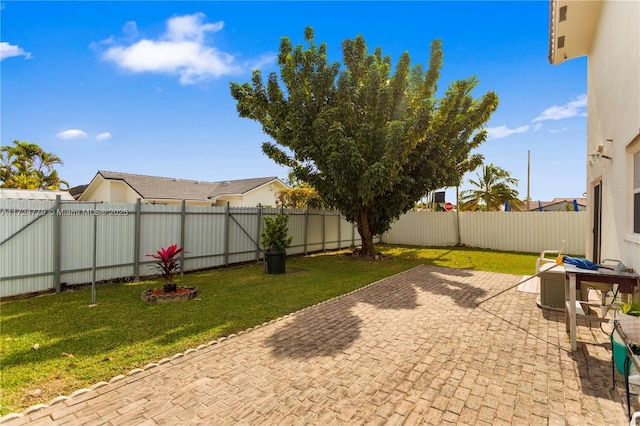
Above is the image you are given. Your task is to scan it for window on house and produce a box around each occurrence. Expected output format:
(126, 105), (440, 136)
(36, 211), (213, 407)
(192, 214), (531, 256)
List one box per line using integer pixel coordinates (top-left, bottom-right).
(635, 152), (640, 233)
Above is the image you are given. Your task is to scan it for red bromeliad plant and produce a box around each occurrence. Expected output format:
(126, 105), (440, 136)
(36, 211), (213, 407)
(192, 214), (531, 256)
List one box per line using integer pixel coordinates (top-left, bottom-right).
(146, 244), (184, 292)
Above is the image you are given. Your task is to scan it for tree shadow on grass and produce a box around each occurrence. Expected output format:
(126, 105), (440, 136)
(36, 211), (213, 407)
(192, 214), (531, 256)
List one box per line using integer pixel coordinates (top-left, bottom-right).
(266, 265), (488, 359)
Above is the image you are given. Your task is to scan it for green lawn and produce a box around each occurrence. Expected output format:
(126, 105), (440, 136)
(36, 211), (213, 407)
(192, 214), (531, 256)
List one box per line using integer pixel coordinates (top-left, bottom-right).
(0, 244), (538, 415)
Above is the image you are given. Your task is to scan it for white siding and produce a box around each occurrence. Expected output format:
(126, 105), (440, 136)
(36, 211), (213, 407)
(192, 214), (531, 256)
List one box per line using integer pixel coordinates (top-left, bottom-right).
(2, 199), (589, 298)
(383, 211), (587, 255)
(384, 212), (457, 246)
(1, 201), (362, 297)
(1, 200), (57, 296)
(584, 0), (640, 271)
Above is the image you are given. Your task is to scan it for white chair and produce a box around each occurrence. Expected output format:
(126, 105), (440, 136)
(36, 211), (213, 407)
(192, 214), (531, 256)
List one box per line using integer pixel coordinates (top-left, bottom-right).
(535, 249), (561, 274)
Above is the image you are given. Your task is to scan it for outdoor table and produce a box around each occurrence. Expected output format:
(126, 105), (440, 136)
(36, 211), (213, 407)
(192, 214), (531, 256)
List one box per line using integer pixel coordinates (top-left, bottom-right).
(565, 264), (640, 351)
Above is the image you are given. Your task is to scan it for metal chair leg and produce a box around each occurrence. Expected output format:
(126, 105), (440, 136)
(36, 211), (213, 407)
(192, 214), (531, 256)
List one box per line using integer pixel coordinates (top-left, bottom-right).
(626, 356), (632, 420)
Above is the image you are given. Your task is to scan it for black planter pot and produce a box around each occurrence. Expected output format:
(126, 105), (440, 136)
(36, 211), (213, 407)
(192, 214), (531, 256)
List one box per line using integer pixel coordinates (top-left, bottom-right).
(163, 283), (177, 292)
(265, 250), (286, 274)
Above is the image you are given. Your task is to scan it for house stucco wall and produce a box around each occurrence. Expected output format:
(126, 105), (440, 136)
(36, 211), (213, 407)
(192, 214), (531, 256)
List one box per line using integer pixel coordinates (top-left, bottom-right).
(79, 175), (109, 202)
(109, 181), (138, 203)
(215, 183), (285, 208)
(242, 183), (285, 207)
(585, 0), (640, 270)
(80, 176), (140, 204)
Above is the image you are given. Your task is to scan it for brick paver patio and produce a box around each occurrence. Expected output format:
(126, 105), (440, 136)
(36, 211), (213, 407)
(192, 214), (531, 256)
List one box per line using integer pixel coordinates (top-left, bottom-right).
(0, 265), (632, 425)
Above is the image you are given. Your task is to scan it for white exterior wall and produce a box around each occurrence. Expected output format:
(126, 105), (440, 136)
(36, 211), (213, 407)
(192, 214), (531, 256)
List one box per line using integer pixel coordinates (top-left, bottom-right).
(239, 186), (279, 207)
(80, 175), (109, 201)
(586, 0), (640, 271)
(109, 181), (138, 203)
(81, 176), (139, 204)
(217, 184), (285, 208)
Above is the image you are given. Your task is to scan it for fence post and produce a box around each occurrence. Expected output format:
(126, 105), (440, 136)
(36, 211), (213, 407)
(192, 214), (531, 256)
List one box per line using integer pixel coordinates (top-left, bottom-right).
(224, 202), (230, 266)
(53, 195), (61, 293)
(304, 207), (309, 255)
(180, 200), (186, 276)
(337, 212), (341, 249)
(134, 198), (141, 280)
(352, 222), (355, 247)
(256, 204), (262, 262)
(91, 202), (98, 305)
(322, 209), (326, 252)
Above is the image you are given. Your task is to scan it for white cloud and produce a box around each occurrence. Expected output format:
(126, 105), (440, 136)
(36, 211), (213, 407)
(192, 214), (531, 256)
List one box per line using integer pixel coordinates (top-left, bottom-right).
(122, 21), (139, 39)
(165, 14), (223, 43)
(100, 13), (243, 85)
(56, 129), (88, 140)
(0, 42), (32, 61)
(532, 94), (587, 122)
(486, 125), (530, 140)
(485, 94), (588, 142)
(248, 53), (278, 71)
(96, 132), (112, 141)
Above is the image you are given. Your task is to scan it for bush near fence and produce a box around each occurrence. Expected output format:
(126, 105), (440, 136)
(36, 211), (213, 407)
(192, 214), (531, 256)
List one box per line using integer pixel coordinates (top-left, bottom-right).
(1, 198), (586, 298)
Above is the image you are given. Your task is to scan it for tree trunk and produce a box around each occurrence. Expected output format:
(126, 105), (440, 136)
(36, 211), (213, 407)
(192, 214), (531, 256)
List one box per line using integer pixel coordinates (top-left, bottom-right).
(356, 209), (376, 258)
(455, 186), (462, 246)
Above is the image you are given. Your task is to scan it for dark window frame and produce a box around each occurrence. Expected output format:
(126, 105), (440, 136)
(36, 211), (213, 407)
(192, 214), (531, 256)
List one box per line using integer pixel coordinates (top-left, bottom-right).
(634, 152), (640, 233)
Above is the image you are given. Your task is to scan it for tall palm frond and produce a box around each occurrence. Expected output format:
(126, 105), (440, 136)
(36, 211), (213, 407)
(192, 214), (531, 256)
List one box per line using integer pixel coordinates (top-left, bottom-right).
(459, 163), (520, 211)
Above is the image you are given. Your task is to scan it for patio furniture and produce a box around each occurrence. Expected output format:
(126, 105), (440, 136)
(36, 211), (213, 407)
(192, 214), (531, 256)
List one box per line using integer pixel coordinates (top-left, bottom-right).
(565, 265), (640, 351)
(612, 318), (640, 420)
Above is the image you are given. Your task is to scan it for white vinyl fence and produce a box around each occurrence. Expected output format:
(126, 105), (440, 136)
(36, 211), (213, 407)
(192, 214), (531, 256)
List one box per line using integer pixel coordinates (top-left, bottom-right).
(1, 198), (366, 298)
(382, 211), (587, 255)
(1, 198), (588, 298)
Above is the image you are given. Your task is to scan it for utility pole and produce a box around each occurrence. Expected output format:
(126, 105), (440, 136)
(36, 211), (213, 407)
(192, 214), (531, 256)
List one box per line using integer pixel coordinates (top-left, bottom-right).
(527, 150), (531, 209)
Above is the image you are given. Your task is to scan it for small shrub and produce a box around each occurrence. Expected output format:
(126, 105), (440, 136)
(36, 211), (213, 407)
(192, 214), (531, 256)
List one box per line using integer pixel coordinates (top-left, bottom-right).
(261, 214), (293, 252)
(146, 244), (184, 283)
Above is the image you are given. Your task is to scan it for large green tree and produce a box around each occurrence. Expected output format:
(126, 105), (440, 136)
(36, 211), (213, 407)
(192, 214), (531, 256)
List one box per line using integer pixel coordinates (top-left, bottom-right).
(230, 28), (498, 257)
(0, 140), (68, 190)
(459, 163), (520, 211)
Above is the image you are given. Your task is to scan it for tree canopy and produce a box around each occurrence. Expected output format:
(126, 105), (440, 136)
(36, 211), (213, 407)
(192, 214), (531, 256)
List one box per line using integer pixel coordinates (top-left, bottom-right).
(0, 140), (68, 190)
(230, 27), (498, 257)
(459, 163), (520, 211)
(275, 170), (324, 209)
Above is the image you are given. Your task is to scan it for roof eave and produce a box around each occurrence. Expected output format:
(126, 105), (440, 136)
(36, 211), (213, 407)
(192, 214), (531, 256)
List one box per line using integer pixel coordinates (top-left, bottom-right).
(548, 0), (602, 65)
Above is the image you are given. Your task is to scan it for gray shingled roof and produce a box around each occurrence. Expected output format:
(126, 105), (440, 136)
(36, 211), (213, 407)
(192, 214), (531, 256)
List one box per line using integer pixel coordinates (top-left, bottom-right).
(97, 171), (280, 201)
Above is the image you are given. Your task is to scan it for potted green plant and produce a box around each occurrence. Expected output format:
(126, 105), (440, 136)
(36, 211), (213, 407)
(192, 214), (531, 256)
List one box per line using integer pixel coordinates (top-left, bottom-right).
(261, 213), (293, 274)
(146, 244), (184, 292)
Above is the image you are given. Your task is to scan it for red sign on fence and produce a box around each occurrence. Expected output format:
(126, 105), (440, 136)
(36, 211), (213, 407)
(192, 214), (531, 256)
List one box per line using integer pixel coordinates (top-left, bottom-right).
(444, 202), (454, 211)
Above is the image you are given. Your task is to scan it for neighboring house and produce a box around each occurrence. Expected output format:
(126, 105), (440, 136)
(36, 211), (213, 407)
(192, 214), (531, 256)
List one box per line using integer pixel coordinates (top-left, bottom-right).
(523, 198), (587, 212)
(68, 184), (88, 200)
(548, 0), (639, 271)
(0, 188), (74, 201)
(78, 171), (289, 207)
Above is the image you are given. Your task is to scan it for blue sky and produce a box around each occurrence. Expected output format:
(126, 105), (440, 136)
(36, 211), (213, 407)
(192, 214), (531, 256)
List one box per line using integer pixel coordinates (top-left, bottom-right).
(1, 1), (588, 203)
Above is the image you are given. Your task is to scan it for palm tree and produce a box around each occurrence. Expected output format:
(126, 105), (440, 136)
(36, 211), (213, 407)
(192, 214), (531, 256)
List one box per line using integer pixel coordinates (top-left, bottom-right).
(0, 140), (68, 190)
(453, 154), (484, 244)
(459, 163), (520, 211)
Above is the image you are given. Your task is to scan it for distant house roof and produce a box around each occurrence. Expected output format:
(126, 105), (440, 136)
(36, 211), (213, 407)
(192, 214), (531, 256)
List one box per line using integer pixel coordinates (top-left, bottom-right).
(68, 184), (88, 200)
(524, 198), (587, 211)
(87, 171), (286, 201)
(0, 188), (75, 201)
